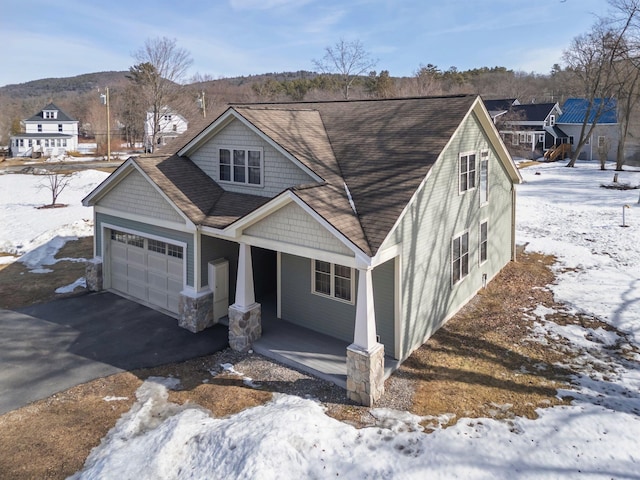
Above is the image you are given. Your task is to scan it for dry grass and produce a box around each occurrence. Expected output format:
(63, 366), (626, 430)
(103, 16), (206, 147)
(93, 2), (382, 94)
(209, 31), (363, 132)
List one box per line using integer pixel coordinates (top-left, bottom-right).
(0, 246), (594, 479)
(0, 237), (93, 309)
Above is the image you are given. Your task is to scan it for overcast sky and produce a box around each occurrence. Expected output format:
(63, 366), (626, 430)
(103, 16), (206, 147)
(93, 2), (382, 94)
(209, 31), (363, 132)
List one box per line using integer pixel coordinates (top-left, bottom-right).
(2, 0), (611, 87)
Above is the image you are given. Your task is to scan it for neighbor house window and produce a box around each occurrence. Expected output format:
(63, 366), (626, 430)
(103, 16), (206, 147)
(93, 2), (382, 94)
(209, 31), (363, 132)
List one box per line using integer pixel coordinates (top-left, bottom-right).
(28, 139), (32, 147)
(519, 133), (527, 143)
(452, 232), (469, 285)
(58, 124), (63, 132)
(37, 124), (42, 132)
(219, 147), (263, 186)
(459, 152), (476, 193)
(479, 221), (488, 264)
(312, 260), (353, 302)
(480, 150), (489, 205)
(549, 115), (555, 126)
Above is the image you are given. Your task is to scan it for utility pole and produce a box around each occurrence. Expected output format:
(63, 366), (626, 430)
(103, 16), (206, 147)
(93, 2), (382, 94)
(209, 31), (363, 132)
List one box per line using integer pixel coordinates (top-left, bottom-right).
(198, 91), (206, 118)
(100, 87), (111, 162)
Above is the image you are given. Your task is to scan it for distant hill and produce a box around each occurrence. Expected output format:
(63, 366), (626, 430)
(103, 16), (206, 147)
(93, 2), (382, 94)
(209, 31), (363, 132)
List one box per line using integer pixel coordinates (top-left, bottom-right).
(0, 71), (130, 98)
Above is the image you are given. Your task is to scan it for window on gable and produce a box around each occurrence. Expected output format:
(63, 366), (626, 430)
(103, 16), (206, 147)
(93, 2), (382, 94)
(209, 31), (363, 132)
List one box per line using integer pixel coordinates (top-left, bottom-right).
(219, 147), (263, 186)
(459, 153), (476, 193)
(480, 150), (489, 205)
(312, 260), (354, 302)
(549, 115), (555, 126)
(452, 232), (469, 285)
(480, 221), (488, 264)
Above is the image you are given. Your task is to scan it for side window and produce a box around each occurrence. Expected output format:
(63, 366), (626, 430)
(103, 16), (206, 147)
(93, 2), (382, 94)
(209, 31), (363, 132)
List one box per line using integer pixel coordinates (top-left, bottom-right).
(479, 221), (488, 264)
(480, 150), (489, 205)
(312, 260), (354, 302)
(459, 153), (476, 193)
(452, 232), (469, 285)
(219, 147), (263, 186)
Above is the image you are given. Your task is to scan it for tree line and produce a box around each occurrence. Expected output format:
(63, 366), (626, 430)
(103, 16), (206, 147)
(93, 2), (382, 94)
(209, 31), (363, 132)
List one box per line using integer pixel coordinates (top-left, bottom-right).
(3, 0), (640, 169)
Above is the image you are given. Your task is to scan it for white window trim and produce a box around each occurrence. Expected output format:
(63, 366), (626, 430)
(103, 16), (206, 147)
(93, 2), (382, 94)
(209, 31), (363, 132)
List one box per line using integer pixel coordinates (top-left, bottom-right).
(310, 259), (355, 305)
(459, 151), (477, 194)
(480, 150), (489, 206)
(217, 145), (264, 187)
(451, 230), (470, 286)
(479, 220), (488, 266)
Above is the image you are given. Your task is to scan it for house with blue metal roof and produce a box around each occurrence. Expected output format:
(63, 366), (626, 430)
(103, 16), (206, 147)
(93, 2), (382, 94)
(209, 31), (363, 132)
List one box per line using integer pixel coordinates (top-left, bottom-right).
(557, 98), (618, 162)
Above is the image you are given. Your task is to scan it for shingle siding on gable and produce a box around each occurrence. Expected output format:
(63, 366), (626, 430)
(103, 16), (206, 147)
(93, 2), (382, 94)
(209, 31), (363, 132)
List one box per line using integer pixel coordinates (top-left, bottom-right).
(97, 170), (184, 224)
(244, 201), (354, 256)
(189, 118), (316, 198)
(390, 111), (514, 360)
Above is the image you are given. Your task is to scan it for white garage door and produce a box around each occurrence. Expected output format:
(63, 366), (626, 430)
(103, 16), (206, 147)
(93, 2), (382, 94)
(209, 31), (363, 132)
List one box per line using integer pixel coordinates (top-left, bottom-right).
(109, 230), (184, 314)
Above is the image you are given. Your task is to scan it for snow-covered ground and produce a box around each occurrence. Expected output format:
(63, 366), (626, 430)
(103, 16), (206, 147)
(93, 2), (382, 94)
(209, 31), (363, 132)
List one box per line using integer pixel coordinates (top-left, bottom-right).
(2, 163), (639, 478)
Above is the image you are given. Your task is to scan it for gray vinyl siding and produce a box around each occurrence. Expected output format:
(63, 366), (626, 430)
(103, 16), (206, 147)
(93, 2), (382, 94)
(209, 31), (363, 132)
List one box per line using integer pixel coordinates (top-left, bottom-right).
(280, 253), (396, 357)
(389, 111), (514, 360)
(281, 253), (356, 343)
(189, 118), (316, 197)
(372, 258), (396, 358)
(557, 123), (619, 162)
(200, 235), (239, 300)
(96, 170), (184, 223)
(96, 212), (195, 287)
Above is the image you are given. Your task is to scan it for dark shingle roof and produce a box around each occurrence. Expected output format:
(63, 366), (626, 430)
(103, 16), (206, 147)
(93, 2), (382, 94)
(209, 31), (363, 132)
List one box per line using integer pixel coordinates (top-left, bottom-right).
(232, 95), (478, 253)
(510, 103), (558, 122)
(557, 98), (617, 124)
(483, 98), (517, 112)
(25, 103), (77, 122)
(133, 155), (269, 229)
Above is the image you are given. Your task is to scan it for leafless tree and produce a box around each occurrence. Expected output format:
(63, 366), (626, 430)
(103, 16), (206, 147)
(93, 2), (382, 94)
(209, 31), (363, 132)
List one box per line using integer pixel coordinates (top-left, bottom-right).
(313, 39), (377, 100)
(37, 171), (75, 207)
(129, 37), (193, 152)
(563, 19), (631, 167)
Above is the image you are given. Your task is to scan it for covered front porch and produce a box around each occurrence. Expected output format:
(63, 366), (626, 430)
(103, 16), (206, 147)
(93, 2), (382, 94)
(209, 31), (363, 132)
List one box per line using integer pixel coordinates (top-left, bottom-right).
(243, 299), (400, 389)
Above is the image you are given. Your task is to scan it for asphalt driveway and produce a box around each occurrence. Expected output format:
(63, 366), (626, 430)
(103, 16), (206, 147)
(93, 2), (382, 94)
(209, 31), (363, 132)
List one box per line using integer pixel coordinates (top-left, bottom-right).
(0, 291), (228, 415)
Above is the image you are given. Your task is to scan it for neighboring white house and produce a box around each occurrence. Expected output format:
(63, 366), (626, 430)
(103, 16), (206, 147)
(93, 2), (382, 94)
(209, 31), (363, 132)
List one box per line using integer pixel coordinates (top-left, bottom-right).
(10, 103), (79, 158)
(144, 108), (188, 152)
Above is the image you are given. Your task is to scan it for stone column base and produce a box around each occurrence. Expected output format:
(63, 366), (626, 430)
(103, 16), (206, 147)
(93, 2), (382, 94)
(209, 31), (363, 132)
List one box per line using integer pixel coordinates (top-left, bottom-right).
(346, 343), (385, 406)
(228, 303), (261, 352)
(85, 259), (103, 292)
(178, 291), (214, 333)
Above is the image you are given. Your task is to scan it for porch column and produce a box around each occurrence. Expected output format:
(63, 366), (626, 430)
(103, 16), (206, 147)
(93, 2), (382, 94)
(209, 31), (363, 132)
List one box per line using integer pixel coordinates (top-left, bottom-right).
(228, 243), (261, 352)
(347, 267), (385, 406)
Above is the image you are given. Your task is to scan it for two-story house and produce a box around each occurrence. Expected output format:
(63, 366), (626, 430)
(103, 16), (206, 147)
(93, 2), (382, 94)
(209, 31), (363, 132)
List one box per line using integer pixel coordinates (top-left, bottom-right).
(10, 103), (79, 158)
(488, 100), (568, 157)
(83, 95), (522, 405)
(144, 107), (189, 153)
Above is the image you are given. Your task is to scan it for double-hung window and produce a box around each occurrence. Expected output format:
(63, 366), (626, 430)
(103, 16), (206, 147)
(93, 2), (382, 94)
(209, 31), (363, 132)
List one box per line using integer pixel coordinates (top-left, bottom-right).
(219, 147), (262, 186)
(459, 152), (476, 193)
(312, 260), (353, 302)
(479, 221), (488, 264)
(480, 150), (489, 205)
(452, 232), (469, 285)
